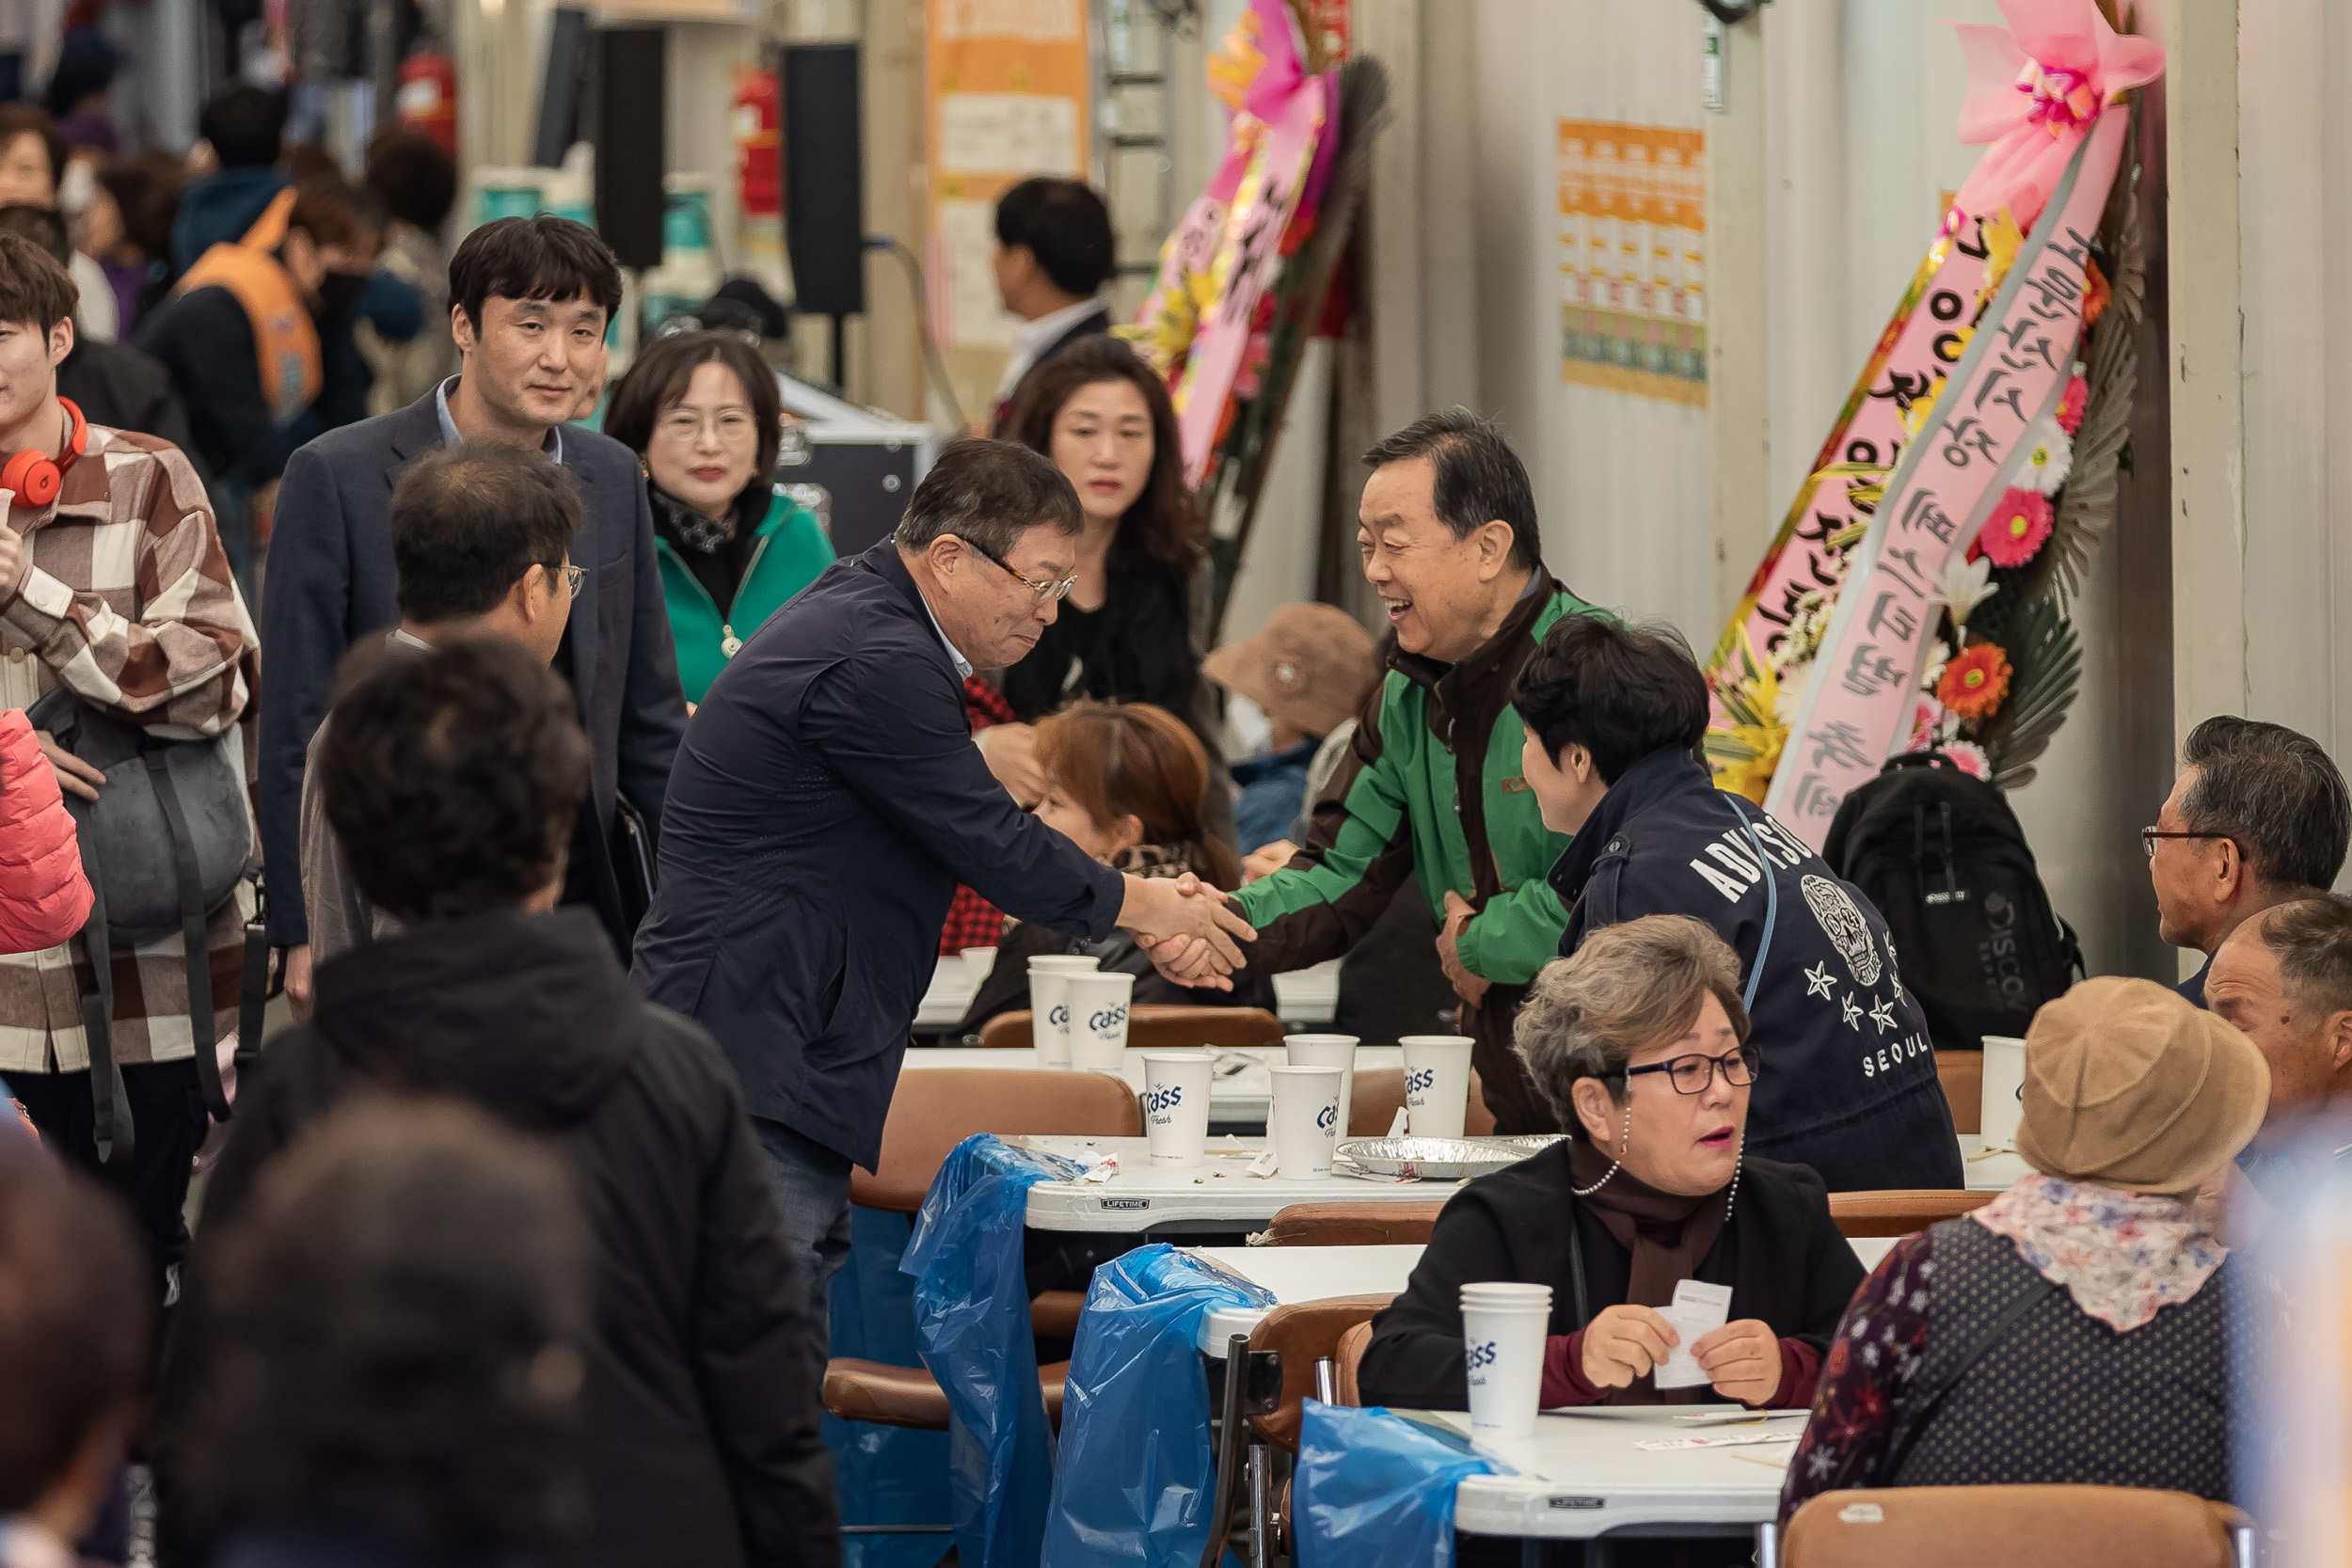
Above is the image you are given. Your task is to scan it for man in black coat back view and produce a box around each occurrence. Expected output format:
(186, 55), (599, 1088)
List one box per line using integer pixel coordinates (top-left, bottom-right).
(158, 638), (839, 1568)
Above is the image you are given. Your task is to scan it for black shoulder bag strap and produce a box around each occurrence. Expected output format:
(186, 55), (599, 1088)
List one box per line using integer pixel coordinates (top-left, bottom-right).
(1881, 1274), (2059, 1480)
(145, 751), (232, 1122)
(72, 852), (132, 1167)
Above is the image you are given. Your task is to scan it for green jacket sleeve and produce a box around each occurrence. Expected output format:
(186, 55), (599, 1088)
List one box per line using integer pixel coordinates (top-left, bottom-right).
(1452, 875), (1570, 987)
(1229, 687), (1420, 974)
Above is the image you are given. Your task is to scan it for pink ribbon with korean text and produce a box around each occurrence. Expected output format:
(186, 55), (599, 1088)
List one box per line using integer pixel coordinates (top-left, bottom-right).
(1762, 111), (2126, 847)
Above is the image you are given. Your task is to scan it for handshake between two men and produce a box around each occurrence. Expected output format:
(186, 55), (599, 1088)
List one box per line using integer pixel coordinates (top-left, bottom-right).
(1129, 877), (1256, 990)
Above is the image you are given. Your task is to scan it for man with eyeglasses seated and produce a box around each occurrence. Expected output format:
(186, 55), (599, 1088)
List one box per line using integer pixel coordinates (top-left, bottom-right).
(1511, 614), (1962, 1192)
(631, 436), (1256, 1338)
(1359, 915), (1864, 1420)
(2147, 716), (2349, 1007)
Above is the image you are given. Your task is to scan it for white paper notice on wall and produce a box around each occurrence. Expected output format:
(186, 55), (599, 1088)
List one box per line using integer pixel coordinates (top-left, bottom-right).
(938, 93), (1081, 177)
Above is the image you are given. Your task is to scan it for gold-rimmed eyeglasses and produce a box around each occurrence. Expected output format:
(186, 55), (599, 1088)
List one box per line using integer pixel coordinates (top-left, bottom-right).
(956, 535), (1078, 603)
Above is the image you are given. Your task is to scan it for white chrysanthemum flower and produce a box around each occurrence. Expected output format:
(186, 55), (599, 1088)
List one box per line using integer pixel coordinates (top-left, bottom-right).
(2020, 416), (2073, 496)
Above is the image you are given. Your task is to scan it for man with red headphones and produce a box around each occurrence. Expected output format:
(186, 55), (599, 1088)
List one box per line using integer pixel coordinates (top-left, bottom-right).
(0, 230), (260, 1305)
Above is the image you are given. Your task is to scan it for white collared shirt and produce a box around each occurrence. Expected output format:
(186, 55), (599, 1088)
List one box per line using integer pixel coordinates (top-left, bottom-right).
(920, 595), (975, 681)
(993, 295), (1107, 399)
(435, 376), (565, 464)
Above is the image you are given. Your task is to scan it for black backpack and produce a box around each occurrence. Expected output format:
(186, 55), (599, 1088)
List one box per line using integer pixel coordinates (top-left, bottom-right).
(1822, 752), (2082, 1052)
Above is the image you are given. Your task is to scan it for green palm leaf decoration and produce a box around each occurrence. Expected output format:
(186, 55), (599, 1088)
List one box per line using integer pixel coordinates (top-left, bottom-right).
(1980, 592), (2081, 789)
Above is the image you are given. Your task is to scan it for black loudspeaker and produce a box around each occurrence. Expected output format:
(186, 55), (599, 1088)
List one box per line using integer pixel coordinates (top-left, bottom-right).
(533, 8), (591, 169)
(590, 24), (666, 271)
(782, 41), (865, 317)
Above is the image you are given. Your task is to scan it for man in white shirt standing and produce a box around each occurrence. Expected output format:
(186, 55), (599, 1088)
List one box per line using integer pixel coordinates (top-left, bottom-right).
(987, 177), (1113, 433)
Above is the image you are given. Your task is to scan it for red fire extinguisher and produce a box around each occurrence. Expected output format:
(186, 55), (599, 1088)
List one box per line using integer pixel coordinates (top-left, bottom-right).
(397, 48), (458, 162)
(732, 68), (779, 219)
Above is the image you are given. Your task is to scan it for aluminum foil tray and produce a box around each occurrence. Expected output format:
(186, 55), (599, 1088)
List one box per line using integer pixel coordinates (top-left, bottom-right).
(1335, 1136), (1551, 1180)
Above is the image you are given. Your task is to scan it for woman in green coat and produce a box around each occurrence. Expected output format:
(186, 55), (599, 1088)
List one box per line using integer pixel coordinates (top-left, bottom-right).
(607, 329), (833, 703)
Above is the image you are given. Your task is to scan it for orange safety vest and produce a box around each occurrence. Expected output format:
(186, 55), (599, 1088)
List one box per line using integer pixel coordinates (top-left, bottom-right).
(173, 186), (323, 423)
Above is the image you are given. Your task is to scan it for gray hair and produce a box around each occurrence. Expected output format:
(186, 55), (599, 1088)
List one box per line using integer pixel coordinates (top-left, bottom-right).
(2182, 716), (2350, 891)
(893, 436), (1084, 559)
(1514, 915), (1751, 1137)
(2253, 895), (2352, 1021)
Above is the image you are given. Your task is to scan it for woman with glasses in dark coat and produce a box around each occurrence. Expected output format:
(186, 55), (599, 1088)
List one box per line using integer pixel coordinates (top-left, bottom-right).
(1358, 914), (1862, 1415)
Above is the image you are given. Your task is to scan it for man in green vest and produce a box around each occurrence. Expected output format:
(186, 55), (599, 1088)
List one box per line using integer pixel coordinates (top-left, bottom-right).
(1151, 409), (1599, 1132)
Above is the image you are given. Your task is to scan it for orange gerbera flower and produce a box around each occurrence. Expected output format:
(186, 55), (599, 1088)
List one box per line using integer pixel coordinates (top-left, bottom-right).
(1937, 642), (2012, 720)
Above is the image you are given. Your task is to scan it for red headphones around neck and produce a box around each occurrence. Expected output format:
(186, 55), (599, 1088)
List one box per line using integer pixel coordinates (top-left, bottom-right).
(1, 398), (85, 509)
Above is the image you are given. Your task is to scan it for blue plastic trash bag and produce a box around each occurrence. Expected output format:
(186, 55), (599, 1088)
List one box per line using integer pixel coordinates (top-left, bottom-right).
(824, 1207), (952, 1568)
(1294, 1401), (1506, 1568)
(1041, 1243), (1274, 1568)
(900, 1133), (1084, 1568)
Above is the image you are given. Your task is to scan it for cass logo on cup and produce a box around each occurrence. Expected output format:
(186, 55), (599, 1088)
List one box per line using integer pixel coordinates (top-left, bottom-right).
(1406, 1067), (1437, 1095)
(1315, 1103), (1339, 1132)
(1143, 1084), (1184, 1115)
(1465, 1339), (1499, 1372)
(1089, 1004), (1129, 1032)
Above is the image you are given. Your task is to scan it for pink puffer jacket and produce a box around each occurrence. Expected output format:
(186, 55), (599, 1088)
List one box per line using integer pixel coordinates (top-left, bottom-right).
(0, 707), (92, 955)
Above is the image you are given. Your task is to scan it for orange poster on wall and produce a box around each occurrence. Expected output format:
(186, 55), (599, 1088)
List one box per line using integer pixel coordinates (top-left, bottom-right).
(926, 0), (1093, 357)
(1556, 119), (1706, 406)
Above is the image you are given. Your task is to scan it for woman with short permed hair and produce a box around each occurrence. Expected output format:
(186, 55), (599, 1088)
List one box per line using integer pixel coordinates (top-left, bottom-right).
(1358, 913), (1864, 1418)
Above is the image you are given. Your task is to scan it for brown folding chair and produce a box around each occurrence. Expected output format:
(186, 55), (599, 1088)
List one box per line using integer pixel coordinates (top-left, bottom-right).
(1349, 1066), (1501, 1137)
(1769, 1486), (2253, 1568)
(1262, 1200), (1447, 1247)
(977, 1004), (1287, 1051)
(1334, 1320), (1375, 1405)
(1936, 1050), (1983, 1134)
(1826, 1189), (1995, 1237)
(821, 1068), (1143, 1466)
(1245, 1295), (1397, 1450)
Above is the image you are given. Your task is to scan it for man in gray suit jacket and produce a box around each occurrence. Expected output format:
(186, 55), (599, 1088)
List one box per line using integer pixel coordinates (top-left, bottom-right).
(260, 215), (689, 1014)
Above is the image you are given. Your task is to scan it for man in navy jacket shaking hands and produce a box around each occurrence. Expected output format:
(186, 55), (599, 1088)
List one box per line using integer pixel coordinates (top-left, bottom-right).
(632, 437), (1254, 1325)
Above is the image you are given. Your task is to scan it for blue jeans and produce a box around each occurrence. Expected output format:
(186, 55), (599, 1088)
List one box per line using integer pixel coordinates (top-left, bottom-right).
(755, 1117), (855, 1345)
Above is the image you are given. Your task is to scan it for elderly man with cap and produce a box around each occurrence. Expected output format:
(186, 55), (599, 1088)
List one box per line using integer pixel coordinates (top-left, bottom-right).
(1202, 601), (1380, 854)
(1779, 976), (2269, 1515)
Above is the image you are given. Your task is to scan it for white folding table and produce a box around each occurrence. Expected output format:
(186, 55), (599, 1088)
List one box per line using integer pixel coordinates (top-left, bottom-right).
(1404, 1406), (1802, 1544)
(1184, 1243), (1428, 1354)
(902, 1045), (1405, 1128)
(1178, 1235), (1901, 1359)
(1958, 1132), (2031, 1191)
(911, 955), (1345, 1031)
(1003, 1133), (1448, 1236)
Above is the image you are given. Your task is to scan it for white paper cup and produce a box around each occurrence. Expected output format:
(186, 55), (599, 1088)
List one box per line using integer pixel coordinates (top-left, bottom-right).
(1460, 1281), (1551, 1436)
(960, 945), (998, 985)
(1401, 1035), (1476, 1139)
(1066, 971), (1138, 1071)
(1269, 1065), (1344, 1179)
(1026, 955), (1101, 1069)
(1979, 1035), (2026, 1151)
(1285, 1035), (1359, 1134)
(1141, 1051), (1214, 1168)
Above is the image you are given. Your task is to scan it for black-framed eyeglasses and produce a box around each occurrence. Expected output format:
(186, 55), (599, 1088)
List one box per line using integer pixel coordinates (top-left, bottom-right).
(2141, 827), (2234, 860)
(955, 534), (1078, 603)
(1611, 1044), (1761, 1096)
